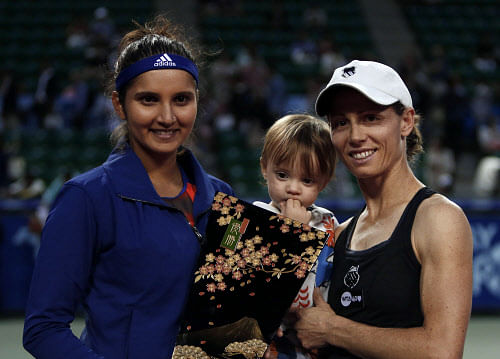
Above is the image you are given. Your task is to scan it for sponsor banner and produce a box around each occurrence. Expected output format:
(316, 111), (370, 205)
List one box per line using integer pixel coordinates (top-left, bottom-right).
(470, 215), (500, 311)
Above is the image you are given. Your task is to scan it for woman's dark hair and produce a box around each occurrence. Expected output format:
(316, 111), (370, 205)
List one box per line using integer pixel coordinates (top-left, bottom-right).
(108, 14), (201, 147)
(392, 101), (424, 163)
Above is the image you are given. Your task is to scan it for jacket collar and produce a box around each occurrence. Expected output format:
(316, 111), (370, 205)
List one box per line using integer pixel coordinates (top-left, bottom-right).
(103, 145), (216, 216)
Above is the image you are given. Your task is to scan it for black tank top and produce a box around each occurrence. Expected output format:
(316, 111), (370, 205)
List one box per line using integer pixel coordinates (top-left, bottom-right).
(320, 187), (436, 359)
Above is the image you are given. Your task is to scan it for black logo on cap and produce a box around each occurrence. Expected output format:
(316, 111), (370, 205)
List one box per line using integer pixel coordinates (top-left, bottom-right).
(342, 66), (356, 78)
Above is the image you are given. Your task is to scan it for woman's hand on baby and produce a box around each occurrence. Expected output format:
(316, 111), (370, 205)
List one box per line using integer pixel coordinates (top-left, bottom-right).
(280, 199), (312, 224)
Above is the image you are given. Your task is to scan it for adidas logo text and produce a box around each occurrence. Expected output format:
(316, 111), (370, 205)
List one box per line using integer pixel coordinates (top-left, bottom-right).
(155, 53), (176, 67)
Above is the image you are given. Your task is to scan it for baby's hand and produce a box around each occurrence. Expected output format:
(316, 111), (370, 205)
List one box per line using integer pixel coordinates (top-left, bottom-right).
(280, 199), (312, 224)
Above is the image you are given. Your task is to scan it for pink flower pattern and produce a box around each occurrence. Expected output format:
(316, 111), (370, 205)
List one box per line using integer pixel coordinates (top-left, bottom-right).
(280, 224), (290, 233)
(235, 203), (245, 213)
(294, 269), (306, 279)
(232, 271), (243, 280)
(215, 263), (223, 273)
(206, 264), (215, 274)
(217, 282), (227, 291)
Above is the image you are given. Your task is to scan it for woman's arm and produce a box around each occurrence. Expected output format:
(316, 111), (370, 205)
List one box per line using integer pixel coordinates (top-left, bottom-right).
(23, 184), (104, 359)
(294, 196), (473, 359)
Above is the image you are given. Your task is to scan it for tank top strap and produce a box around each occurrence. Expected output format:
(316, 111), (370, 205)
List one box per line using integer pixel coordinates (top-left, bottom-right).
(393, 187), (437, 239)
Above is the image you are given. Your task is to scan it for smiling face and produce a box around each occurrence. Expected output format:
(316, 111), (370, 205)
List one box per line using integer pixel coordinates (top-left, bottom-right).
(326, 87), (414, 180)
(261, 159), (324, 210)
(112, 69), (197, 165)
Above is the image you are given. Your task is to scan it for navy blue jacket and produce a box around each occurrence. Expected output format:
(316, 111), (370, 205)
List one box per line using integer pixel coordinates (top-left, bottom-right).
(23, 146), (233, 359)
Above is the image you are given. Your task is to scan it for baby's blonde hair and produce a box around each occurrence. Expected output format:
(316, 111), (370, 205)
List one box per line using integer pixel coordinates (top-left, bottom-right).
(260, 114), (336, 188)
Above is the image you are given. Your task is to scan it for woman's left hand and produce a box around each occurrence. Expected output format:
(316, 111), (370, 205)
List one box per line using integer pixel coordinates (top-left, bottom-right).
(295, 288), (336, 349)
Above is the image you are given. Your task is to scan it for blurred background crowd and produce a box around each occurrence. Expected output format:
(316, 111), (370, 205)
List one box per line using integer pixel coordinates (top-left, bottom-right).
(0, 0), (499, 206)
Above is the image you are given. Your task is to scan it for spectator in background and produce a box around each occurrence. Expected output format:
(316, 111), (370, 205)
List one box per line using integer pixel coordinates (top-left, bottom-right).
(63, 8), (117, 131)
(7, 170), (46, 200)
(284, 77), (323, 115)
(15, 82), (38, 129)
(208, 51), (238, 106)
(290, 30), (318, 66)
(65, 15), (89, 51)
(53, 70), (90, 129)
(425, 44), (449, 108)
(239, 45), (272, 128)
(317, 38), (345, 79)
(474, 115), (500, 197)
(86, 90), (115, 131)
(473, 34), (498, 74)
(0, 69), (19, 130)
(478, 115), (500, 155)
(443, 74), (474, 164)
(424, 135), (455, 195)
(85, 7), (118, 67)
(12, 171), (73, 259)
(471, 82), (495, 126)
(229, 44), (273, 130)
(267, 63), (288, 119)
(89, 7), (116, 42)
(33, 60), (59, 128)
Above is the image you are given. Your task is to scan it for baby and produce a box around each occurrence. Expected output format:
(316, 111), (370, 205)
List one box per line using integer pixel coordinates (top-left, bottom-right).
(254, 114), (338, 359)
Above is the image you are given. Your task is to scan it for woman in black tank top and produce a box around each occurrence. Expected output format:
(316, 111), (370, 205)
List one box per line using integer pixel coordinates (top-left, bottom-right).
(286, 60), (473, 359)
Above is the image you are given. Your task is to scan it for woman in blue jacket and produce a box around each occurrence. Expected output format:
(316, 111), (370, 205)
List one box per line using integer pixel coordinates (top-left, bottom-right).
(23, 15), (233, 359)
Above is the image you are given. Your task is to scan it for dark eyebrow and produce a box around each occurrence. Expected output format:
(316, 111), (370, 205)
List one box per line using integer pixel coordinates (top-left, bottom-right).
(133, 91), (157, 98)
(132, 90), (196, 99)
(174, 90), (196, 97)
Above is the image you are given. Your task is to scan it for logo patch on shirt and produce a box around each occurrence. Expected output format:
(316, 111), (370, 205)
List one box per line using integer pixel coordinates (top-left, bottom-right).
(340, 289), (363, 308)
(344, 265), (360, 288)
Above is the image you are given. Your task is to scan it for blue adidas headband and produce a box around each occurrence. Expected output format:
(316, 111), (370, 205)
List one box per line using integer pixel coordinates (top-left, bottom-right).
(115, 53), (199, 91)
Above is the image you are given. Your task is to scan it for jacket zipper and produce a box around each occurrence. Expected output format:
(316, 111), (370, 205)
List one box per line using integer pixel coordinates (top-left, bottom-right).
(118, 194), (207, 246)
(192, 207), (211, 247)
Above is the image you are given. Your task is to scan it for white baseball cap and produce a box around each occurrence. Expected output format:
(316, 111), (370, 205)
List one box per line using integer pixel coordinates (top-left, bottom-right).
(315, 60), (413, 116)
